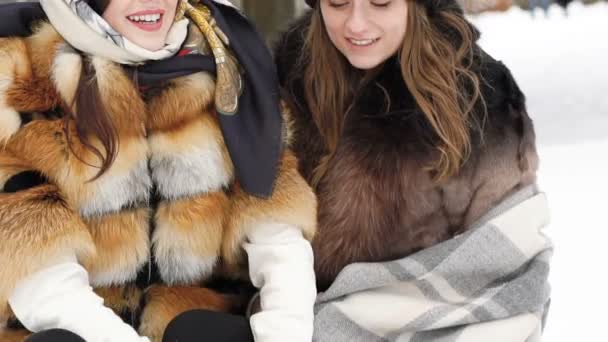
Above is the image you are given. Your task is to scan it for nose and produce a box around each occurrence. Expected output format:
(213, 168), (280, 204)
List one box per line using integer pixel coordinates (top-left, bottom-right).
(344, 4), (370, 36)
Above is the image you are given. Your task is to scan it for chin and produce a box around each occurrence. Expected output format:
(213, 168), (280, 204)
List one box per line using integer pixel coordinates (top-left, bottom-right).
(346, 57), (383, 70)
(140, 41), (165, 51)
(121, 27), (169, 51)
(129, 36), (165, 51)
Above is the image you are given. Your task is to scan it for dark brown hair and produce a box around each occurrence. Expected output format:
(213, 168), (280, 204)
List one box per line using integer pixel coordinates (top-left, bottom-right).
(297, 0), (484, 187)
(62, 1), (134, 180)
(88, 0), (110, 14)
(63, 57), (118, 180)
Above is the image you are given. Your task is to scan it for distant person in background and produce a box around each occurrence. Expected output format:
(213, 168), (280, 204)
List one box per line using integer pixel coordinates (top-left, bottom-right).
(529, 0), (552, 17)
(555, 0), (574, 16)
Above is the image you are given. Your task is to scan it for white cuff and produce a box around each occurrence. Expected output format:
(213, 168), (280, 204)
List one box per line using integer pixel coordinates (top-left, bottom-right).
(244, 223), (316, 342)
(9, 262), (149, 342)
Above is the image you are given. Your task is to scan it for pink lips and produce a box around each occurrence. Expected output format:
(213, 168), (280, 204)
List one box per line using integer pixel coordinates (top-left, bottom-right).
(126, 9), (165, 32)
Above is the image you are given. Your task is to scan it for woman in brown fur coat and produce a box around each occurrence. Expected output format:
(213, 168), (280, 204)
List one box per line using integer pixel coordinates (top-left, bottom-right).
(0, 1), (317, 342)
(276, 0), (539, 293)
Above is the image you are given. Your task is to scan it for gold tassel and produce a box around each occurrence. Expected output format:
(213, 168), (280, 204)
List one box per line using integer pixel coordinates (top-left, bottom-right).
(177, 0), (243, 115)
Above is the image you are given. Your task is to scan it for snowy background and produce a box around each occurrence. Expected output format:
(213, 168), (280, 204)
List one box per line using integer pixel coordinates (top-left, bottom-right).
(469, 2), (607, 341)
(0, 0), (604, 340)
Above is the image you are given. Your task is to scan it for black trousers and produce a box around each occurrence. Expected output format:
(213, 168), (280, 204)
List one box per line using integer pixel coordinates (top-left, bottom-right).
(26, 329), (85, 342)
(163, 310), (254, 342)
(25, 310), (254, 342)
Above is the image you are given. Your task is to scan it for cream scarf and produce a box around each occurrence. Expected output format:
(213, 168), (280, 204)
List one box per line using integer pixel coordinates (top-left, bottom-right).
(38, 0), (236, 65)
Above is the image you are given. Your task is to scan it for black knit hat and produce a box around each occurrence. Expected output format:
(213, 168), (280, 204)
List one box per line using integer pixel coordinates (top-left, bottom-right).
(304, 0), (463, 12)
(305, 0), (468, 18)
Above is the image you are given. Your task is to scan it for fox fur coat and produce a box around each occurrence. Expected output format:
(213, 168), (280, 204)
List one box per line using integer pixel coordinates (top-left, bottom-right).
(0, 22), (316, 341)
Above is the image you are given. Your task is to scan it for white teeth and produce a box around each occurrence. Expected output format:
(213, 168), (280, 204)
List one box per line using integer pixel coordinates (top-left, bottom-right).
(349, 38), (377, 46)
(128, 14), (161, 23)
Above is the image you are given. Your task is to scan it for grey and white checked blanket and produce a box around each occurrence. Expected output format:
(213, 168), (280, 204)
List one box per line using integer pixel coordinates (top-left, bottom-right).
(313, 185), (552, 342)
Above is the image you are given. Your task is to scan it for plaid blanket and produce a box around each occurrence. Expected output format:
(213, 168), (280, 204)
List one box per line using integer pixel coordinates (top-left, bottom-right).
(313, 185), (552, 342)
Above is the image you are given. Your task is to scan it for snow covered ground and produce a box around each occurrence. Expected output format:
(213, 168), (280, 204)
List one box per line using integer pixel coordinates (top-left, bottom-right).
(469, 3), (608, 341)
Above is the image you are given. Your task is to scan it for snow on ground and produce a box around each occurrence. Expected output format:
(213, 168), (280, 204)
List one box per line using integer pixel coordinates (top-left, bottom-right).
(469, 2), (608, 341)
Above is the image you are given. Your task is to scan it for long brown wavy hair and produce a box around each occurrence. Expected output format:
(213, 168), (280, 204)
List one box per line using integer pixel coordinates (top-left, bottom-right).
(299, 0), (484, 187)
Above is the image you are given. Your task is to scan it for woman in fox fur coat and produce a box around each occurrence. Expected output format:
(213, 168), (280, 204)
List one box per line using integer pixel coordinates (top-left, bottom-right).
(276, 0), (539, 292)
(0, 1), (316, 342)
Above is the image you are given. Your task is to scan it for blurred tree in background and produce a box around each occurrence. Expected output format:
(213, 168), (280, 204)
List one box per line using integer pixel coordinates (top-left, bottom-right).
(234, 0), (304, 43)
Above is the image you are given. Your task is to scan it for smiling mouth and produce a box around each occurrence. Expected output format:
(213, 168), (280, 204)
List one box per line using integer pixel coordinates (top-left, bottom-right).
(347, 38), (380, 46)
(128, 13), (162, 23)
(126, 10), (165, 31)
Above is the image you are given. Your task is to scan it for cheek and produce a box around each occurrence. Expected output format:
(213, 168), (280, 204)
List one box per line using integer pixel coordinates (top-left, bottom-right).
(320, 9), (344, 45)
(103, 7), (124, 30)
(167, 0), (179, 16)
(325, 21), (346, 50)
(325, 26), (341, 48)
(384, 20), (407, 54)
(102, 10), (114, 24)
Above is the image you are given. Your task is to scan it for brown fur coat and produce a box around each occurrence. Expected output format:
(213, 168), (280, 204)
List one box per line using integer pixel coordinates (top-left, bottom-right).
(0, 23), (316, 341)
(275, 14), (539, 291)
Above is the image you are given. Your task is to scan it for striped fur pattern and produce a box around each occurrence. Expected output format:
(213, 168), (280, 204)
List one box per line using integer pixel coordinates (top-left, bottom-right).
(0, 22), (316, 340)
(146, 72), (234, 285)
